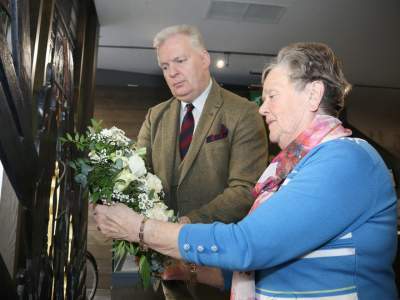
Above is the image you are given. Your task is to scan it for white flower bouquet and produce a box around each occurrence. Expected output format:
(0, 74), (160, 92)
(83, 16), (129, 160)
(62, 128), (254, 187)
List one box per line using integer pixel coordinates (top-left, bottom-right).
(61, 119), (176, 288)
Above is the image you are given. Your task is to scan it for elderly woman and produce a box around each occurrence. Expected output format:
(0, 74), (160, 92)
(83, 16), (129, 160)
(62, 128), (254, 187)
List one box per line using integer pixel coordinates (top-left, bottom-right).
(93, 43), (398, 299)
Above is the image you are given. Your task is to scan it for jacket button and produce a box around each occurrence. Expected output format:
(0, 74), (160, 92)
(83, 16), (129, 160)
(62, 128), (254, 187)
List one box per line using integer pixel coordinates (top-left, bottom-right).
(183, 243), (191, 251)
(196, 245), (204, 253)
(210, 245), (218, 252)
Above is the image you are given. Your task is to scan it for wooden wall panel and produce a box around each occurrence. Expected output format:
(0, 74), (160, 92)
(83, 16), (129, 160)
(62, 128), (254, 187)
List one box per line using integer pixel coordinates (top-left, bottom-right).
(93, 85), (171, 139)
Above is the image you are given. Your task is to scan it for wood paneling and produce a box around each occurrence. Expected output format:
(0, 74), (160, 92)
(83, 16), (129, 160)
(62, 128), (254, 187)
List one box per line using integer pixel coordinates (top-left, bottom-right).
(94, 85), (171, 139)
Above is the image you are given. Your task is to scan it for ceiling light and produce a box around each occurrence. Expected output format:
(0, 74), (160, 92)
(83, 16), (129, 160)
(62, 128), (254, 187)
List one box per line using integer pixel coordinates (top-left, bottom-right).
(216, 53), (230, 69)
(216, 59), (226, 69)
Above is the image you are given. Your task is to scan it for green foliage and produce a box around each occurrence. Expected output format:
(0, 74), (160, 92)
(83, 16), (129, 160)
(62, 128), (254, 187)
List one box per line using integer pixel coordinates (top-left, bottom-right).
(74, 173), (87, 186)
(90, 118), (103, 133)
(61, 119), (172, 289)
(114, 158), (124, 169)
(60, 120), (128, 203)
(112, 240), (152, 289)
(135, 147), (147, 159)
(139, 255), (151, 289)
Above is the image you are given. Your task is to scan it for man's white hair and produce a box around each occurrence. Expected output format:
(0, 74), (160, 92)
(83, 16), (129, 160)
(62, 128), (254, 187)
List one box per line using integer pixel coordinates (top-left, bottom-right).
(153, 24), (206, 50)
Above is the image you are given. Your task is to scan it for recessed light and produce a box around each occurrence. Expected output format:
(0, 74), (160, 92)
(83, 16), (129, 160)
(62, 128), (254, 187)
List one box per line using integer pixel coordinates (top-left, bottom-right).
(216, 59), (226, 69)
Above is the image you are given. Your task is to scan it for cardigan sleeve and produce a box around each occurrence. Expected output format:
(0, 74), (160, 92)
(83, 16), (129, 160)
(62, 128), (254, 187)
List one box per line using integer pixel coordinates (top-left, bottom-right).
(178, 139), (392, 271)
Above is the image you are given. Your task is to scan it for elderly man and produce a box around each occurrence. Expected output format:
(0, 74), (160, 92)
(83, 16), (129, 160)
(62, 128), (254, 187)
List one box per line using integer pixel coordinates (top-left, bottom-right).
(99, 24), (268, 299)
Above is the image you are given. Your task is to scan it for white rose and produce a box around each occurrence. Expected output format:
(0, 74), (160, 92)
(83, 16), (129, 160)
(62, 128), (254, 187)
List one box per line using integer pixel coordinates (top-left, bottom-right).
(145, 202), (174, 222)
(110, 151), (129, 168)
(114, 169), (136, 192)
(128, 153), (147, 177)
(146, 173), (163, 194)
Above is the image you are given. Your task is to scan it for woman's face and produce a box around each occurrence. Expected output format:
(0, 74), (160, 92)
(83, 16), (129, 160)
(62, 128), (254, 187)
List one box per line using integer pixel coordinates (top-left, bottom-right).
(259, 66), (316, 149)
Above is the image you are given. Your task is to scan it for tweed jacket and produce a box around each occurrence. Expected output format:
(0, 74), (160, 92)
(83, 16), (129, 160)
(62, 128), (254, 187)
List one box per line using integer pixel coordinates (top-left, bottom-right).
(137, 80), (268, 224)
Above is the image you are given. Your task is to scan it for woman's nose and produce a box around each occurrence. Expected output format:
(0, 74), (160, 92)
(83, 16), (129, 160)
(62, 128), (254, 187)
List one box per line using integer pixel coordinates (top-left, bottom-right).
(259, 100), (268, 115)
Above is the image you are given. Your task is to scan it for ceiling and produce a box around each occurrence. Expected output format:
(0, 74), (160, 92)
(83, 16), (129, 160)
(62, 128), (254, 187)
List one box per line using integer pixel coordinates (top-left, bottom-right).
(94, 0), (400, 88)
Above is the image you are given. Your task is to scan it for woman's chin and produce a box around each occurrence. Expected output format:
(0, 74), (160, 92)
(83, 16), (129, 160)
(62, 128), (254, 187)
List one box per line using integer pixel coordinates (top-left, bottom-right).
(268, 133), (278, 145)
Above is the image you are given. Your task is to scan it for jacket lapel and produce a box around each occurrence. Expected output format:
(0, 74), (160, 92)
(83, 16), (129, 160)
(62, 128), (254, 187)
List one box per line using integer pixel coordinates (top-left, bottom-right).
(178, 81), (223, 185)
(160, 98), (180, 189)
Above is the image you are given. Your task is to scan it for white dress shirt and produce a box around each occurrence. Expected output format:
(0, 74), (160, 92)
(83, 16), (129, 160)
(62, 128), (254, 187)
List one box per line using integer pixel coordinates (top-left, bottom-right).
(179, 79), (212, 133)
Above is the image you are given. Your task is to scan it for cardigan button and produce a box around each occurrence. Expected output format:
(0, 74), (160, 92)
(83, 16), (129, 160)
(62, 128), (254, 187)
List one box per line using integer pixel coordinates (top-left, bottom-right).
(183, 243), (191, 251)
(196, 245), (205, 253)
(210, 245), (219, 252)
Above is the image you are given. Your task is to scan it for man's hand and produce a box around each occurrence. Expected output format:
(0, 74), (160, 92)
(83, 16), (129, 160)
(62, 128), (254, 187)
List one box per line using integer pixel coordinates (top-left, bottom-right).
(162, 260), (191, 281)
(91, 203), (142, 242)
(162, 260), (225, 289)
(178, 216), (191, 224)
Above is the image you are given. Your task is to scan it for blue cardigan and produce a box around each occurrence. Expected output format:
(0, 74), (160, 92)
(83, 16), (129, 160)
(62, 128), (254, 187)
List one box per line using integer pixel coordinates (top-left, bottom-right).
(179, 138), (398, 299)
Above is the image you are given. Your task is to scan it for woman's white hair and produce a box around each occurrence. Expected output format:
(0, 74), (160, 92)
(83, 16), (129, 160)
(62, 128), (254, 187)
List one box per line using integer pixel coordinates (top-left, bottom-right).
(153, 24), (206, 50)
(262, 42), (351, 117)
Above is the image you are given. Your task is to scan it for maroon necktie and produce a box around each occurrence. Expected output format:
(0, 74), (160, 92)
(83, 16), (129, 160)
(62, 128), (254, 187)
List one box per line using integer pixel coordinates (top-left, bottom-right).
(179, 103), (194, 159)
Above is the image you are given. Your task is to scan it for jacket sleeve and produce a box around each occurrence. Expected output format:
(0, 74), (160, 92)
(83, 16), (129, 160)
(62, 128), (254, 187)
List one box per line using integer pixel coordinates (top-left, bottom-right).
(186, 104), (268, 223)
(136, 108), (153, 171)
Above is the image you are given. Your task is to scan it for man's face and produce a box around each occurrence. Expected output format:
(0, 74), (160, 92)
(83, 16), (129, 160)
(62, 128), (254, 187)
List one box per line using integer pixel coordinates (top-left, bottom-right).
(157, 34), (211, 102)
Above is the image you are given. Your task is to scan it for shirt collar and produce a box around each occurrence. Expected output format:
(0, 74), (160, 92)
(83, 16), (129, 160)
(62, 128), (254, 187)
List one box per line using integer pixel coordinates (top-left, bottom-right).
(180, 78), (212, 112)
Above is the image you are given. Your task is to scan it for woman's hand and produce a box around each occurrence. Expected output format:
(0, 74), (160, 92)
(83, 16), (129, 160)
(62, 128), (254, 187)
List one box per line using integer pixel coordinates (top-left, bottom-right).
(91, 203), (184, 259)
(91, 203), (143, 242)
(162, 260), (191, 281)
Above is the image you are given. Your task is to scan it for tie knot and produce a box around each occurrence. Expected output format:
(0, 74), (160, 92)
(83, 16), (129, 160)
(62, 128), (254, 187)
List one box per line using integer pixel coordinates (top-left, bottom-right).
(186, 103), (194, 113)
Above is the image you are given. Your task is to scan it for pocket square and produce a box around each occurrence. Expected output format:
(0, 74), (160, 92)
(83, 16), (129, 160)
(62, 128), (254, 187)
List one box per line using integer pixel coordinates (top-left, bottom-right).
(206, 124), (228, 143)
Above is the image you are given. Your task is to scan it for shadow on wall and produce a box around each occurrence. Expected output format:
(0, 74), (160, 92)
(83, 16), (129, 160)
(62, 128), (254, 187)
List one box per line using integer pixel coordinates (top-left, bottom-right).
(346, 86), (400, 160)
(366, 130), (400, 158)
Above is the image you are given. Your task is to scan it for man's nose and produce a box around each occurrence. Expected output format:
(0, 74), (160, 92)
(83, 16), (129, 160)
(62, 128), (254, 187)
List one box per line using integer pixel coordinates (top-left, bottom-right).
(167, 64), (179, 78)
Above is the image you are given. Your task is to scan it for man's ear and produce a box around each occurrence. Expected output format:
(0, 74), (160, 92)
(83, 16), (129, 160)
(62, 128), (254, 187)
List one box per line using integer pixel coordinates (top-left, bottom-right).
(201, 49), (211, 68)
(308, 80), (324, 112)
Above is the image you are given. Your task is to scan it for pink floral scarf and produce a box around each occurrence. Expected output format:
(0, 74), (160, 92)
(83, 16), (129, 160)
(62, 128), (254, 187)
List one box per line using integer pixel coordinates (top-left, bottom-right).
(230, 115), (351, 300)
